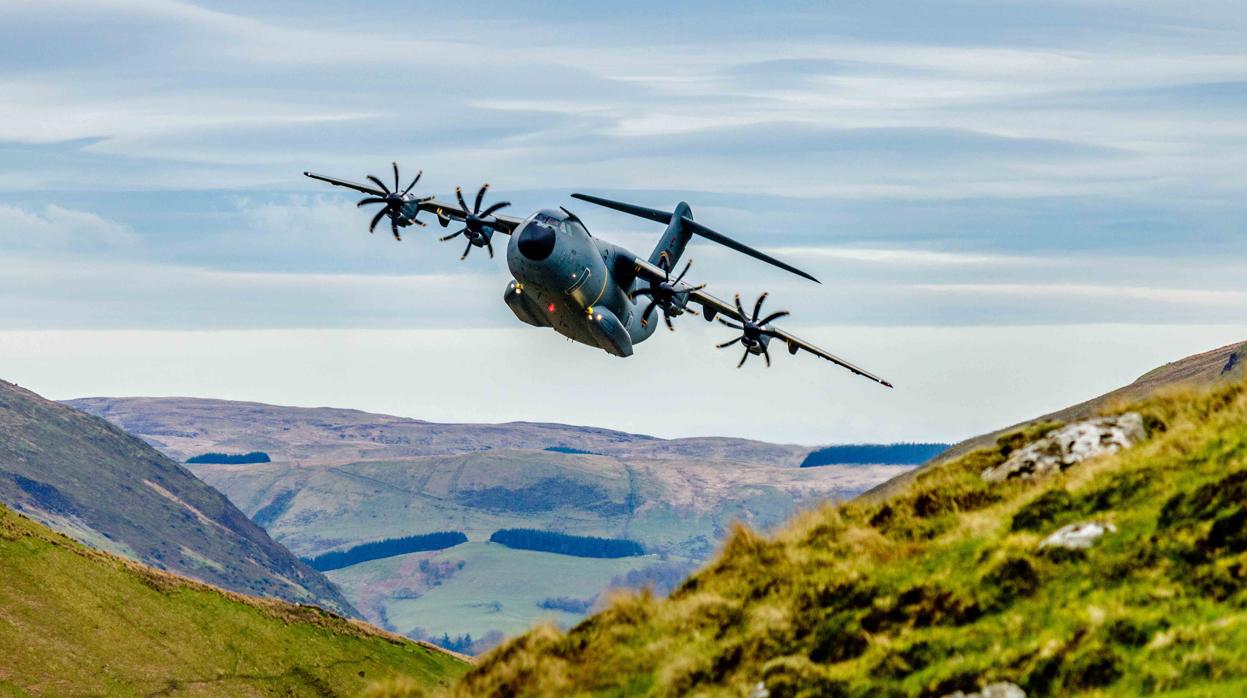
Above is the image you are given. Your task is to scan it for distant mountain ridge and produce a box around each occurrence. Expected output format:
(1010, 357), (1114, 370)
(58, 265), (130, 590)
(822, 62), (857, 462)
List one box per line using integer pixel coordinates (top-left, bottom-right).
(0, 379), (355, 615)
(63, 396), (814, 466)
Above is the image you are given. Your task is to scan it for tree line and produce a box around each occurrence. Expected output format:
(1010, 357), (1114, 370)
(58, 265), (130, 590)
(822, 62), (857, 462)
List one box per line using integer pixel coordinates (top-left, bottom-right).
(186, 451), (271, 464)
(489, 528), (644, 558)
(301, 531), (468, 571)
(800, 442), (950, 467)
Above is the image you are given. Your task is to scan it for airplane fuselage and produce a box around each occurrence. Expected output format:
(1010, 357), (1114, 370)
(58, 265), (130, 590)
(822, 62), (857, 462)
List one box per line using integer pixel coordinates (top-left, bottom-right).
(502, 209), (657, 356)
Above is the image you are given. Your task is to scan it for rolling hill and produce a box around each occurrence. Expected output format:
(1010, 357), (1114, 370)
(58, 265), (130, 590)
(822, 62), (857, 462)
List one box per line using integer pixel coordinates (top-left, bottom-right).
(434, 341), (1247, 697)
(66, 396), (913, 648)
(0, 500), (466, 695)
(0, 380), (354, 615)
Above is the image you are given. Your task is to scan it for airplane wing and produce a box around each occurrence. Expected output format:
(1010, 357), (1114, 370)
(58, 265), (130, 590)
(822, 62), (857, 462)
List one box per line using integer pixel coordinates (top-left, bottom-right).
(414, 199), (525, 235)
(303, 171), (388, 196)
(304, 171), (524, 235)
(631, 257), (893, 388)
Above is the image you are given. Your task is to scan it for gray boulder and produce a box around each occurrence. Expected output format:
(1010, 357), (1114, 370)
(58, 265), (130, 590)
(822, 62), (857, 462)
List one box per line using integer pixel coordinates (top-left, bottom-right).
(982, 413), (1146, 482)
(1040, 521), (1117, 550)
(942, 682), (1026, 698)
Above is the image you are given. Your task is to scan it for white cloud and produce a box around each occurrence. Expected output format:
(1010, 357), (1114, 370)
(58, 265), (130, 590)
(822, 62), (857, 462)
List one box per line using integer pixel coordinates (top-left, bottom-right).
(0, 204), (138, 250)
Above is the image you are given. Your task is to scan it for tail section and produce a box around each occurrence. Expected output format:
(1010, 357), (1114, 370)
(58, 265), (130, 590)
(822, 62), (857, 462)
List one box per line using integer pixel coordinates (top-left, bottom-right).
(569, 193), (820, 283)
(651, 201), (694, 269)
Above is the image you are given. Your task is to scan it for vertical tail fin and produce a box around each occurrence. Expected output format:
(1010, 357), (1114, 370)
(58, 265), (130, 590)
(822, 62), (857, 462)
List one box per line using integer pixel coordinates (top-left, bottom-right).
(650, 201), (693, 269)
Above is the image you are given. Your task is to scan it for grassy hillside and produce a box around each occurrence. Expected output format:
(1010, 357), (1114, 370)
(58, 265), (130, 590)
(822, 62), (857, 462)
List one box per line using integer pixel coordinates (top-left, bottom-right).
(192, 450), (904, 560)
(866, 339), (1247, 502)
(438, 375), (1247, 696)
(0, 501), (467, 696)
(0, 380), (354, 615)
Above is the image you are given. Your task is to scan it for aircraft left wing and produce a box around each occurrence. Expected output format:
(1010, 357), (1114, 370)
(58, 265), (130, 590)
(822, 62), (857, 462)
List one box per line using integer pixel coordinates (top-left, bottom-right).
(414, 199), (525, 235)
(631, 257), (893, 388)
(303, 171), (387, 196)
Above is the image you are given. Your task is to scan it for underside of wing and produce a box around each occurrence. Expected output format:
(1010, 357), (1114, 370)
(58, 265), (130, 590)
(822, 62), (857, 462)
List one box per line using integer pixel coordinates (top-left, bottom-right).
(630, 256), (891, 387)
(303, 171), (387, 196)
(416, 198), (525, 235)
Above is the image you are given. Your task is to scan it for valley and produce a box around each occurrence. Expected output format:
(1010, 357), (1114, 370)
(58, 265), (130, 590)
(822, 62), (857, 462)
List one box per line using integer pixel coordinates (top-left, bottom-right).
(67, 396), (913, 649)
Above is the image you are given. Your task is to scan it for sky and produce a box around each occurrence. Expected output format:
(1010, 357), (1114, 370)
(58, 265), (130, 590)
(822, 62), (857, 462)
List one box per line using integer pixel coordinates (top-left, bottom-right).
(1, 0), (1245, 444)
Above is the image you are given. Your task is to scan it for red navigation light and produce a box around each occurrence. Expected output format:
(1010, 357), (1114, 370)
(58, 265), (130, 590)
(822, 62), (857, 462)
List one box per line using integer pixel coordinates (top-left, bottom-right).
(547, 303), (556, 313)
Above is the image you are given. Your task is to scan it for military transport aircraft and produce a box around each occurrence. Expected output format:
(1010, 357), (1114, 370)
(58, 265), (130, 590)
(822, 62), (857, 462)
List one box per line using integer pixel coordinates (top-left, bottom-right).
(304, 163), (892, 387)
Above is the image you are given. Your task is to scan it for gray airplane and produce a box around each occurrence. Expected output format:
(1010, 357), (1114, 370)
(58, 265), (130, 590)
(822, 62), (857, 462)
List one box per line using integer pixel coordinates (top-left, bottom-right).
(304, 163), (891, 387)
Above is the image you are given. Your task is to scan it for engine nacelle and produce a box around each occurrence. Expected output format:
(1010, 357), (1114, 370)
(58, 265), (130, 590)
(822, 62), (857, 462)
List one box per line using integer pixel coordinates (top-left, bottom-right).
(585, 305), (634, 357)
(503, 280), (551, 328)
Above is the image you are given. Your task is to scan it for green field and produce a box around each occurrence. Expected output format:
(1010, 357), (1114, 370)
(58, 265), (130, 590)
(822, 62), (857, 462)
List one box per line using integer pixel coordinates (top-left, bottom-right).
(0, 502), (467, 696)
(328, 542), (677, 640)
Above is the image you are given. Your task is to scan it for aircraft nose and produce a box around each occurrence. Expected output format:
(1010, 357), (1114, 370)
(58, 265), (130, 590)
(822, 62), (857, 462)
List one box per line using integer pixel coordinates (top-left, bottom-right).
(517, 222), (556, 261)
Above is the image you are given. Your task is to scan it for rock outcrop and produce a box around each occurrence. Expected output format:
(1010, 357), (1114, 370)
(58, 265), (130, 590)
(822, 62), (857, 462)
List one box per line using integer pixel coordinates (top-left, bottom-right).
(1039, 521), (1117, 550)
(941, 682), (1026, 698)
(981, 413), (1146, 482)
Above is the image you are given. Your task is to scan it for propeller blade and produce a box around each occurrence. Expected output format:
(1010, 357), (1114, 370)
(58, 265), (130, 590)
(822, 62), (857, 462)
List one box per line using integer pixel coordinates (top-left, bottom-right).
(717, 318), (743, 330)
(368, 208), (387, 233)
(685, 307), (700, 317)
(440, 229), (465, 241)
(675, 260), (691, 284)
(763, 346), (771, 367)
(752, 292), (769, 322)
(757, 310), (790, 325)
(632, 288), (654, 299)
(663, 314), (674, 331)
(461, 240), (473, 260)
(737, 350), (749, 368)
(688, 284), (707, 292)
(474, 183), (489, 215)
(486, 237), (494, 258)
(357, 197), (387, 207)
(401, 170), (423, 196)
(455, 186), (470, 214)
(367, 175), (390, 194)
(641, 301), (658, 326)
(392, 162), (400, 192)
(480, 201), (511, 217)
(734, 294), (747, 320)
(716, 337), (742, 349)
(391, 218), (400, 240)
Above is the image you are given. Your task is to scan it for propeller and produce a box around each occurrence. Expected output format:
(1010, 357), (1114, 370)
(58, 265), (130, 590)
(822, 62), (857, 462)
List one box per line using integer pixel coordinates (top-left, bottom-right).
(355, 162), (431, 240)
(632, 258), (705, 331)
(716, 292), (790, 367)
(440, 183), (511, 260)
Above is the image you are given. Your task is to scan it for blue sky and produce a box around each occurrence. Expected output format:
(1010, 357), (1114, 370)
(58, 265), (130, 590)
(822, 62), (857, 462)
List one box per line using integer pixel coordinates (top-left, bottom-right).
(1, 1), (1245, 442)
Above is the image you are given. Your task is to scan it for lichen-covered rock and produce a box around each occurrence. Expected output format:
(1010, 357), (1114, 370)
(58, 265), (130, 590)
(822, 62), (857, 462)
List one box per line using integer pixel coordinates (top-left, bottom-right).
(941, 682), (1026, 698)
(1039, 521), (1117, 550)
(982, 413), (1146, 482)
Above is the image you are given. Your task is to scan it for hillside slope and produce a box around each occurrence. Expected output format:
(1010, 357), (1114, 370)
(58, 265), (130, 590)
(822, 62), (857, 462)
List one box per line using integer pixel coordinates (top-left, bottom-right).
(0, 502), (466, 695)
(864, 339), (1247, 502)
(441, 368), (1247, 695)
(0, 380), (354, 615)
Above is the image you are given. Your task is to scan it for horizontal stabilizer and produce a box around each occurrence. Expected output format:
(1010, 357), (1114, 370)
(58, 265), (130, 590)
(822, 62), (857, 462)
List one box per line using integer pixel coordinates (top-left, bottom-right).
(570, 193), (819, 283)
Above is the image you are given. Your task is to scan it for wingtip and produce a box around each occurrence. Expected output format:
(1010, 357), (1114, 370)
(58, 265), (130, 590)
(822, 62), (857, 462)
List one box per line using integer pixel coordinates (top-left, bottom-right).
(882, 380), (894, 389)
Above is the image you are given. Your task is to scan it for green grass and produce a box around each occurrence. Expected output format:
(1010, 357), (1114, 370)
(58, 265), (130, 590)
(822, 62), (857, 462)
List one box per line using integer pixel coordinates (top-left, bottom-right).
(428, 379), (1247, 697)
(328, 542), (671, 640)
(0, 503), (468, 696)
